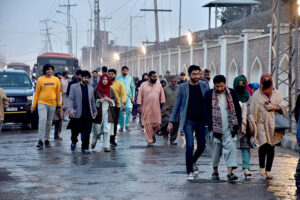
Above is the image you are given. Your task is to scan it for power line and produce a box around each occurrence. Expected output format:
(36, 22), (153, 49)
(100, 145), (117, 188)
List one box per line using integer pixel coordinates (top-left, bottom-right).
(106, 0), (133, 16)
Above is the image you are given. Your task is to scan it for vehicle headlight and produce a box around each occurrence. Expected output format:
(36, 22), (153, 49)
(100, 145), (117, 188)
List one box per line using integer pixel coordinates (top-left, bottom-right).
(27, 95), (33, 102)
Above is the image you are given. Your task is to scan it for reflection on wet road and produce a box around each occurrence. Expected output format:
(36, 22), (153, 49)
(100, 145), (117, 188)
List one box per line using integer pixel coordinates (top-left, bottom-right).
(0, 122), (299, 200)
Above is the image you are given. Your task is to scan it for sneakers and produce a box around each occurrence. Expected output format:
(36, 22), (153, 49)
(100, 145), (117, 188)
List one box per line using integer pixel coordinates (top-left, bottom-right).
(170, 141), (177, 145)
(36, 140), (43, 150)
(125, 127), (130, 132)
(193, 166), (199, 175)
(186, 172), (195, 181)
(104, 148), (111, 152)
(82, 149), (90, 154)
(110, 141), (118, 147)
(212, 172), (220, 180)
(44, 140), (51, 148)
(91, 142), (97, 149)
(227, 173), (238, 182)
(119, 127), (124, 132)
(71, 143), (76, 151)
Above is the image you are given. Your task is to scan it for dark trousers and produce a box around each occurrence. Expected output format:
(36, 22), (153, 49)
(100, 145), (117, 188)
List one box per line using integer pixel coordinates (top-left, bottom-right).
(71, 129), (90, 151)
(53, 120), (62, 138)
(183, 120), (206, 174)
(161, 122), (179, 143)
(110, 107), (120, 143)
(259, 143), (275, 171)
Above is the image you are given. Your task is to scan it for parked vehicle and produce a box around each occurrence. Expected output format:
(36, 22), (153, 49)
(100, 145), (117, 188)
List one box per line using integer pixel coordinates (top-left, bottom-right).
(0, 69), (38, 129)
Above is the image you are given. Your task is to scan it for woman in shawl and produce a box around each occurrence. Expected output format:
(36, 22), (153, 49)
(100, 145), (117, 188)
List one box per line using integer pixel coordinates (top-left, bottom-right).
(91, 74), (117, 152)
(233, 76), (252, 177)
(240, 74), (253, 96)
(250, 73), (287, 179)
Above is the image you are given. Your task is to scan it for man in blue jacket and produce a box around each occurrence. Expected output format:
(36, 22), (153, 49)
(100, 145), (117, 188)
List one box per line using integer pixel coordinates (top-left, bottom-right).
(168, 65), (209, 181)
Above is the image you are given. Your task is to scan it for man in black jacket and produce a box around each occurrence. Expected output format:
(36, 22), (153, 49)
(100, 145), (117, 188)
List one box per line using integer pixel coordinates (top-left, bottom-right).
(67, 69), (82, 97)
(204, 75), (241, 182)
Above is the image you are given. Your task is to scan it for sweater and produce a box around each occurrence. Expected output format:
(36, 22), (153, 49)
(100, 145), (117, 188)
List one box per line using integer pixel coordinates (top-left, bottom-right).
(32, 75), (61, 107)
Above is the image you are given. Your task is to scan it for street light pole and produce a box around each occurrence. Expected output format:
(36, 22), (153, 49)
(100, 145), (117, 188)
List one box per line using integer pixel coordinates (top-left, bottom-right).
(56, 10), (78, 57)
(130, 16), (143, 47)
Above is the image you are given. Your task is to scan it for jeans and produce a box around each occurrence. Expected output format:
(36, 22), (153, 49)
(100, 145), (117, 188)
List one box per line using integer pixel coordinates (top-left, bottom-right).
(297, 114), (300, 145)
(38, 104), (56, 141)
(183, 120), (206, 174)
(118, 108), (132, 128)
(242, 149), (251, 170)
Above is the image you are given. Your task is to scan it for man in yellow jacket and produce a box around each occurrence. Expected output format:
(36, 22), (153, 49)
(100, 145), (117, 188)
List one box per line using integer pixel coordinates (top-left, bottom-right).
(108, 69), (126, 147)
(31, 64), (61, 150)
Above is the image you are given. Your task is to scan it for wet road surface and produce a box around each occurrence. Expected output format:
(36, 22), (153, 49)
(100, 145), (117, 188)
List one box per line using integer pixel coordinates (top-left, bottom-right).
(0, 121), (300, 200)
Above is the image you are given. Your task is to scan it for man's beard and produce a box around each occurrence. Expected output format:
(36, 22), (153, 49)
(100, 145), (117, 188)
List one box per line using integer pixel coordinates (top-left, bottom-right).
(81, 80), (89, 85)
(122, 73), (127, 76)
(206, 77), (210, 81)
(110, 77), (115, 81)
(190, 78), (199, 83)
(150, 79), (157, 83)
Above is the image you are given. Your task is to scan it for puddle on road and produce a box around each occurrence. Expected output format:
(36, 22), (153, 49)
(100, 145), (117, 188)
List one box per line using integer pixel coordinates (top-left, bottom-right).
(90, 161), (126, 168)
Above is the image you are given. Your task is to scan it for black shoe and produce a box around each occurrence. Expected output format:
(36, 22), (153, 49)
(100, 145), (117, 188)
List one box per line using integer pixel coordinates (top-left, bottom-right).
(44, 140), (51, 148)
(170, 141), (177, 145)
(36, 140), (43, 150)
(54, 136), (63, 141)
(153, 137), (156, 143)
(110, 141), (118, 147)
(212, 172), (220, 180)
(227, 173), (238, 182)
(91, 142), (97, 149)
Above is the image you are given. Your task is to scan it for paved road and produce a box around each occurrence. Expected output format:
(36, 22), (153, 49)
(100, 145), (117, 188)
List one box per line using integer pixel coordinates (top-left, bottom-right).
(0, 121), (299, 200)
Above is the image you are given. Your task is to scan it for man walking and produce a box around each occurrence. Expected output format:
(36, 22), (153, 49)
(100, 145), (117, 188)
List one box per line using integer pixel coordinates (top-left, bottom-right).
(116, 66), (135, 132)
(204, 75), (241, 182)
(61, 71), (69, 120)
(177, 72), (187, 85)
(31, 64), (61, 150)
(168, 65), (209, 181)
(90, 70), (99, 88)
(138, 71), (166, 147)
(161, 75), (179, 145)
(68, 70), (97, 154)
(108, 69), (126, 147)
(67, 69), (82, 96)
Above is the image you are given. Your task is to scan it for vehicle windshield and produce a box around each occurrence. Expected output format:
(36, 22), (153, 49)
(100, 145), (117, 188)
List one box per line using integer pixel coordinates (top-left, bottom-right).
(0, 72), (32, 88)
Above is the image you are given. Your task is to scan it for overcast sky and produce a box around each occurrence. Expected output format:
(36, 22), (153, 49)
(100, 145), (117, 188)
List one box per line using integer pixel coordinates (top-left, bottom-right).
(0, 0), (216, 66)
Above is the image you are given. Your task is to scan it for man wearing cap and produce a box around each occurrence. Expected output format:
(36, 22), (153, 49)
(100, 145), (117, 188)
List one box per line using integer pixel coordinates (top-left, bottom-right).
(178, 72), (187, 85)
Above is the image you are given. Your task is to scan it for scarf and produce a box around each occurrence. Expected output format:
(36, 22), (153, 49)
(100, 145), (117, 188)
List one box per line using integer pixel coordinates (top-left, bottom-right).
(260, 73), (273, 100)
(212, 87), (239, 135)
(96, 74), (112, 97)
(239, 74), (253, 96)
(233, 76), (250, 103)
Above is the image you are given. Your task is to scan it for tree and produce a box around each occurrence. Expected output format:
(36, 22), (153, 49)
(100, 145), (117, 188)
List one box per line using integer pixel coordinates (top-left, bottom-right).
(217, 7), (246, 24)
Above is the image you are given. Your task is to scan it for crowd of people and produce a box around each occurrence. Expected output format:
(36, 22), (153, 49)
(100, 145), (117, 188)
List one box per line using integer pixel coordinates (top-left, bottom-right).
(1, 62), (299, 183)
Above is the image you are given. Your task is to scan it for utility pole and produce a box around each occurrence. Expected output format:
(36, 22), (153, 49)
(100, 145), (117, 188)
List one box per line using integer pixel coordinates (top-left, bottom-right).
(59, 0), (77, 56)
(141, 0), (172, 48)
(100, 16), (112, 62)
(179, 0), (182, 37)
(130, 16), (143, 47)
(94, 0), (100, 68)
(40, 19), (53, 52)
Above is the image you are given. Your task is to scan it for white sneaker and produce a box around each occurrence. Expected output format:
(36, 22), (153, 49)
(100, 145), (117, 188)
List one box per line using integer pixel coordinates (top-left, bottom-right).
(193, 166), (199, 175)
(186, 172), (194, 181)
